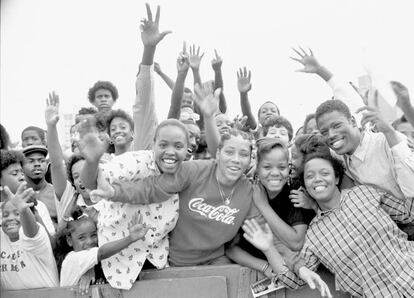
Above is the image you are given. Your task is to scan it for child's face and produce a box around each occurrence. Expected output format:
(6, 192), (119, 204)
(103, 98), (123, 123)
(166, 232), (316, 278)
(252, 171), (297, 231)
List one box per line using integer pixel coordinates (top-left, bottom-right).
(1, 201), (21, 242)
(21, 130), (43, 148)
(109, 117), (133, 147)
(154, 125), (188, 174)
(257, 148), (289, 197)
(93, 89), (114, 112)
(258, 102), (279, 125)
(23, 153), (47, 180)
(1, 163), (25, 194)
(71, 160), (90, 199)
(68, 220), (98, 251)
(265, 125), (290, 147)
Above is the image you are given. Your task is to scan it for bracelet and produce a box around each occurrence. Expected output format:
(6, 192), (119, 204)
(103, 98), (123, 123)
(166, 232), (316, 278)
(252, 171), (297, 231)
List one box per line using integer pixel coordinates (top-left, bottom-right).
(261, 262), (269, 274)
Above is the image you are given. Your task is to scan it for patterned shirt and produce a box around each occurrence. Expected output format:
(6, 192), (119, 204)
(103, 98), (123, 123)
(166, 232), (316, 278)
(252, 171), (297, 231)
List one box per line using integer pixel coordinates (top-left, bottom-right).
(276, 185), (414, 298)
(96, 150), (179, 290)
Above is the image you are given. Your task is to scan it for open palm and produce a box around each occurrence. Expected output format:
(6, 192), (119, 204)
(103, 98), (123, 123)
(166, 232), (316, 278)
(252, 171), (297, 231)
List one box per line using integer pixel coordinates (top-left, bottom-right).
(45, 91), (60, 126)
(291, 47), (321, 73)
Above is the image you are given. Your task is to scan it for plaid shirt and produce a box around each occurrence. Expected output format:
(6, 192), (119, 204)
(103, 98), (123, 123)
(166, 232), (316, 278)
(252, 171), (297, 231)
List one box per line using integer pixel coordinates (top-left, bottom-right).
(276, 185), (414, 298)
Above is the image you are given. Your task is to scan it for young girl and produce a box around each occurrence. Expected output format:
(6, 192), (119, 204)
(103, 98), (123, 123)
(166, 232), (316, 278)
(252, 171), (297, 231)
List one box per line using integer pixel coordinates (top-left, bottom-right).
(57, 207), (149, 288)
(227, 138), (313, 277)
(1, 182), (59, 290)
(79, 111), (180, 290)
(244, 151), (414, 297)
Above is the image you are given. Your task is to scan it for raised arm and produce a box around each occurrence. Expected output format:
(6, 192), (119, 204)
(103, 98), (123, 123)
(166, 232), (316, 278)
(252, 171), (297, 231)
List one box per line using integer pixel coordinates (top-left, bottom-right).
(5, 183), (38, 238)
(79, 128), (109, 190)
(154, 62), (175, 90)
(189, 44), (205, 130)
(392, 81), (414, 128)
(212, 49), (227, 113)
(134, 4), (171, 150)
(45, 92), (67, 199)
(194, 82), (221, 157)
(168, 43), (190, 119)
(291, 47), (363, 112)
(253, 184), (307, 251)
(237, 67), (257, 131)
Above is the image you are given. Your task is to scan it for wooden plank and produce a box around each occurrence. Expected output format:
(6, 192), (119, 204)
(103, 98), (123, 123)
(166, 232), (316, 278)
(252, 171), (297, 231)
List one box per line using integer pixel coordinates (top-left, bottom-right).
(2, 276), (227, 298)
(123, 276), (228, 298)
(140, 264), (253, 298)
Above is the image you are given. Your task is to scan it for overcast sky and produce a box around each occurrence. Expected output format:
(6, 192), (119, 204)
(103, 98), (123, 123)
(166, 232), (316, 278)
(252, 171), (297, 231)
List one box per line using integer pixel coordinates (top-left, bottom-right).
(1, 0), (413, 143)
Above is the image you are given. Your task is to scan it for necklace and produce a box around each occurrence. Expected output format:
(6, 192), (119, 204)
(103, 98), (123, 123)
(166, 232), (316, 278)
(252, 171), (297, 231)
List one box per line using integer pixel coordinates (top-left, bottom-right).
(215, 173), (237, 205)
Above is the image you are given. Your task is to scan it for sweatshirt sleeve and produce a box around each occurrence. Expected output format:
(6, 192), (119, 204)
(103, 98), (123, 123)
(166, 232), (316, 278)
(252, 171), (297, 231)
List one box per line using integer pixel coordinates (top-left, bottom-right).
(111, 161), (196, 204)
(133, 64), (158, 151)
(60, 247), (99, 287)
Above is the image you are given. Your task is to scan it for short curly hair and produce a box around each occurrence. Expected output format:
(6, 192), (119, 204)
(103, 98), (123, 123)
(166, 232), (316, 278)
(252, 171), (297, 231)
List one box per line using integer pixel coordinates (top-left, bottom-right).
(105, 109), (134, 136)
(66, 154), (85, 187)
(88, 81), (119, 104)
(299, 151), (345, 189)
(21, 126), (46, 145)
(262, 115), (293, 141)
(315, 100), (351, 128)
(0, 150), (24, 179)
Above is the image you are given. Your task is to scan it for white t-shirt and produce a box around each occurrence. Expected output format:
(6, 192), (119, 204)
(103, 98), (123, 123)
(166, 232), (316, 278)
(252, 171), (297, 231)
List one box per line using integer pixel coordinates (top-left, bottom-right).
(60, 247), (99, 287)
(36, 200), (56, 236)
(0, 224), (59, 290)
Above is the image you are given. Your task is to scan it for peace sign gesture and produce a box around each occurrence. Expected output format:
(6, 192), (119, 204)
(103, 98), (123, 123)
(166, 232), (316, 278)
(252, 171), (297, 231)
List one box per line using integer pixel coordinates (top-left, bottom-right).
(140, 3), (172, 47)
(211, 49), (222, 72)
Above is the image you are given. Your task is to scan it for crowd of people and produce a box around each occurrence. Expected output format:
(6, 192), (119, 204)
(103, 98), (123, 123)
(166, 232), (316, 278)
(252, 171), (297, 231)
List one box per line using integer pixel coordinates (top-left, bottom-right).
(1, 3), (413, 298)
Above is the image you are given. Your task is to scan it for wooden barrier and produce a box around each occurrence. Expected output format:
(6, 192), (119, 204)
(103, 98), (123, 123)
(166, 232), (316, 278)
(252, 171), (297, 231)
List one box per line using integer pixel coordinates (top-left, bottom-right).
(2, 265), (350, 298)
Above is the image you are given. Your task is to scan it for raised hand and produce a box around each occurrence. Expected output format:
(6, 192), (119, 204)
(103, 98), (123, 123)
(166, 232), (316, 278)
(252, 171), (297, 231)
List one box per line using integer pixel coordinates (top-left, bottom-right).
(298, 267), (333, 298)
(194, 82), (220, 118)
(391, 81), (411, 109)
(177, 42), (190, 74)
(78, 124), (109, 163)
(211, 49), (222, 72)
(242, 219), (273, 252)
(237, 67), (252, 93)
(128, 212), (150, 241)
(356, 104), (393, 134)
(3, 182), (36, 212)
(45, 91), (60, 126)
(154, 62), (162, 75)
(189, 44), (204, 70)
(290, 47), (321, 73)
(140, 3), (171, 47)
(233, 115), (248, 131)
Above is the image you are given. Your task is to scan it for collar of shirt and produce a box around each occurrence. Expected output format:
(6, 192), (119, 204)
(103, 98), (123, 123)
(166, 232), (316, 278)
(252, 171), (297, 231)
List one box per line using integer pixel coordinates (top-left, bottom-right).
(315, 193), (345, 220)
(345, 131), (372, 163)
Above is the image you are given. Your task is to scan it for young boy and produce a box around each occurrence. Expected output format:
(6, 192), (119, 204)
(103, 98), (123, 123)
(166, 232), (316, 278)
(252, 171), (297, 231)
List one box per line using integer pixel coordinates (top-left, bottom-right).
(21, 126), (46, 148)
(315, 99), (414, 238)
(1, 150), (59, 290)
(262, 115), (293, 148)
(87, 81), (118, 113)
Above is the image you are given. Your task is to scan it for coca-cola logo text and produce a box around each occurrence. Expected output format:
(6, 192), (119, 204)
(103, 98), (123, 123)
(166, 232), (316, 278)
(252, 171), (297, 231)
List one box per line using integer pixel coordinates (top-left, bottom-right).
(188, 198), (240, 225)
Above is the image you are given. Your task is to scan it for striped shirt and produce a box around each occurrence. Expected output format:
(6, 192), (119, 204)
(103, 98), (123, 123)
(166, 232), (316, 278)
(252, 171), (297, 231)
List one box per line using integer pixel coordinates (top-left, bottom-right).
(275, 185), (414, 298)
